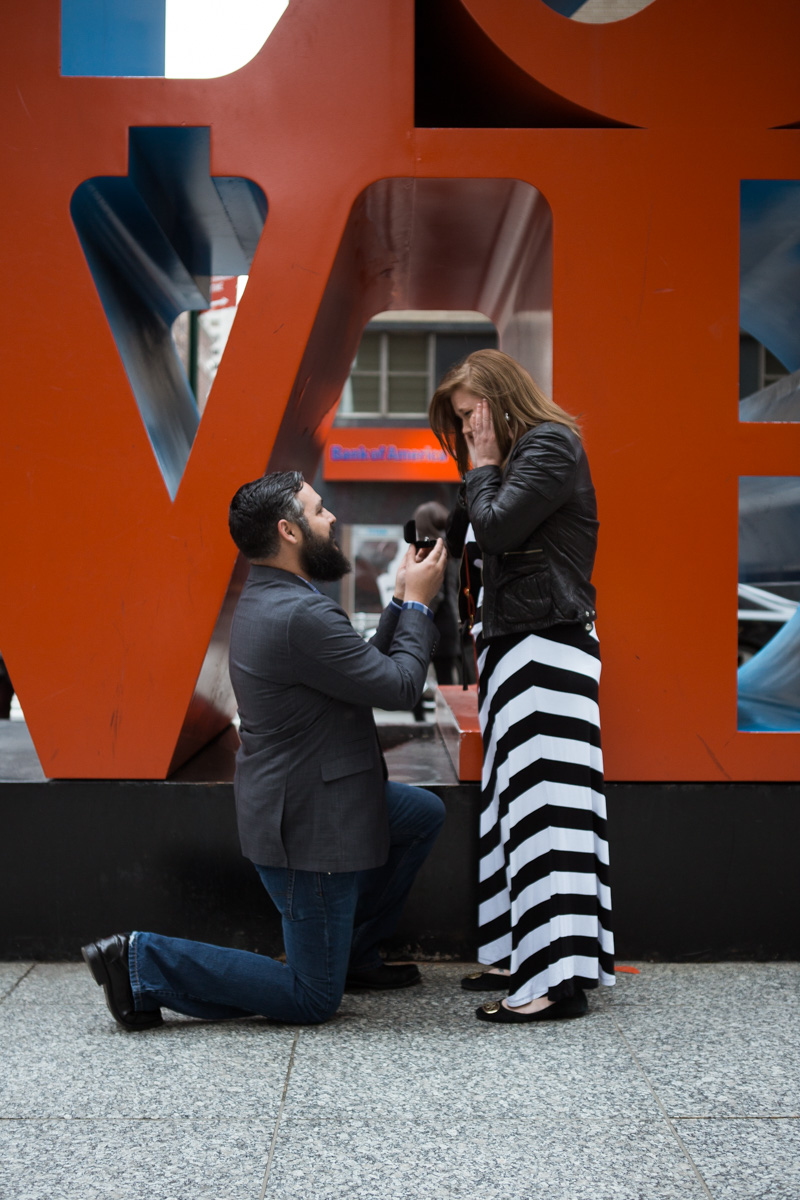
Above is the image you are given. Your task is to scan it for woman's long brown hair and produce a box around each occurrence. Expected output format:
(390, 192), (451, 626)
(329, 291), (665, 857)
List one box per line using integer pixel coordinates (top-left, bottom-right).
(429, 348), (581, 475)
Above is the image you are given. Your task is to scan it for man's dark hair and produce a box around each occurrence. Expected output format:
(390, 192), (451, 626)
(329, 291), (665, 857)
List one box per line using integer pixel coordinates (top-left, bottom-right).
(228, 471), (306, 560)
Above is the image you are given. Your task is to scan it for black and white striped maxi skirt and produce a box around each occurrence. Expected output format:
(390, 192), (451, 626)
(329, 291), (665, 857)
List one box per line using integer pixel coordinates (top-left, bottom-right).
(474, 615), (615, 1006)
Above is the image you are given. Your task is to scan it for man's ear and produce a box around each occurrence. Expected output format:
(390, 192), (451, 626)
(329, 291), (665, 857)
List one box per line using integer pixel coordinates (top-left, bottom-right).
(277, 518), (299, 545)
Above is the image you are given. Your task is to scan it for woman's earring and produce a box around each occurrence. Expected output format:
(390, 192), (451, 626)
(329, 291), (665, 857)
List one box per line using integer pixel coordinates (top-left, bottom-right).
(504, 413), (510, 422)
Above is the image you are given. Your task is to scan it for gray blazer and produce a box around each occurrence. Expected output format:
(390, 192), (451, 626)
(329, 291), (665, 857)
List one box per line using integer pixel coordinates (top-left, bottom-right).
(229, 565), (437, 872)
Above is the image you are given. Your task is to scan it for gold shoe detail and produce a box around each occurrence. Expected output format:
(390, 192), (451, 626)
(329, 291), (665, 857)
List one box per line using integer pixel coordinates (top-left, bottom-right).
(482, 1001), (501, 1014)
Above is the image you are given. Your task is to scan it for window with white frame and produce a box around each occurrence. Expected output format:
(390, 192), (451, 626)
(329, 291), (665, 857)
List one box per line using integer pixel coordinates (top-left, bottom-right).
(340, 332), (435, 416)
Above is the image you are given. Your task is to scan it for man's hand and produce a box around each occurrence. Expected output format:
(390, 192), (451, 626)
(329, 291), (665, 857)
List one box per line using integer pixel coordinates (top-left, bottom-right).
(393, 549), (408, 601)
(403, 539), (448, 607)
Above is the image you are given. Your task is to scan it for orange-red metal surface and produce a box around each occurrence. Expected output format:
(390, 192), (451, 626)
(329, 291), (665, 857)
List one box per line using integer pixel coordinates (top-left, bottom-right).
(437, 686), (482, 783)
(1, 0), (799, 780)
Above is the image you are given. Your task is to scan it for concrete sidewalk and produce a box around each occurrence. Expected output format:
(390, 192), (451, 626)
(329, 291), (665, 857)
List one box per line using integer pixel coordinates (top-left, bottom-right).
(1, 961), (798, 1199)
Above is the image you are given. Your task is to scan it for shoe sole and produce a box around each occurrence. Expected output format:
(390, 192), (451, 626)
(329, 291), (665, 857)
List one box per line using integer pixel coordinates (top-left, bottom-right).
(477, 993), (588, 1024)
(477, 1008), (587, 1024)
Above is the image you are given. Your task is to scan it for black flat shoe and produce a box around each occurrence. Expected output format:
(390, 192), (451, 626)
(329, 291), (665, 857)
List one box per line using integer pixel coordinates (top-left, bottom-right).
(345, 963), (421, 990)
(81, 934), (163, 1031)
(461, 970), (510, 992)
(476, 991), (588, 1024)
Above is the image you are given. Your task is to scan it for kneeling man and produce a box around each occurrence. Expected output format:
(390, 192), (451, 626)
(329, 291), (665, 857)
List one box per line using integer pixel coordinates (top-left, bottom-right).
(82, 471), (447, 1029)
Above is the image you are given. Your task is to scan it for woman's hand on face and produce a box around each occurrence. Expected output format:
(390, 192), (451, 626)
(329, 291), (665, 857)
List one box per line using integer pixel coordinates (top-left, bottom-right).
(470, 399), (503, 468)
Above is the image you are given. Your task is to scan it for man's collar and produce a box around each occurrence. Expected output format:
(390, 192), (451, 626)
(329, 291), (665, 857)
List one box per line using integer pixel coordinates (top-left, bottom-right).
(248, 563), (313, 587)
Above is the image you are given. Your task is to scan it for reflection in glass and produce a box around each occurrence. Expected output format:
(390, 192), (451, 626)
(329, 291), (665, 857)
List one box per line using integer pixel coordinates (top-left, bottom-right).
(738, 477), (800, 731)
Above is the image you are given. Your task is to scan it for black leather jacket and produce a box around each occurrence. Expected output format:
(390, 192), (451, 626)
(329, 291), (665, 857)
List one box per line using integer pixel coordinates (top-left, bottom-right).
(447, 422), (598, 640)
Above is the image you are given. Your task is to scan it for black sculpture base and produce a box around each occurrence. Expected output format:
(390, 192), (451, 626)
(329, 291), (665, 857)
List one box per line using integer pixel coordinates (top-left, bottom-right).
(1, 721), (798, 961)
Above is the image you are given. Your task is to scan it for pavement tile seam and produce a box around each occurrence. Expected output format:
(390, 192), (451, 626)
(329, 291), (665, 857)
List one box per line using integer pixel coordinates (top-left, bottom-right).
(0, 997), (300, 1122)
(673, 1116), (800, 1123)
(0, 963), (35, 1003)
(602, 1058), (800, 1119)
(0, 1114), (271, 1124)
(609, 1010), (717, 1200)
(274, 1112), (689, 1126)
(1, 963), (798, 1199)
(261, 1027), (301, 1200)
(670, 1118), (800, 1200)
(668, 1112), (800, 1120)
(261, 1114), (715, 1200)
(273, 1021), (669, 1124)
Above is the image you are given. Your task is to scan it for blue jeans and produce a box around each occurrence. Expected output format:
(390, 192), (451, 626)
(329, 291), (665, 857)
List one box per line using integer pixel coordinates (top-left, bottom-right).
(129, 782), (444, 1025)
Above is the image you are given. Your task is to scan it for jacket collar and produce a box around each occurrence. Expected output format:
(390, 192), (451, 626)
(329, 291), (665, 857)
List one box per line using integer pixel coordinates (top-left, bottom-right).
(248, 564), (316, 590)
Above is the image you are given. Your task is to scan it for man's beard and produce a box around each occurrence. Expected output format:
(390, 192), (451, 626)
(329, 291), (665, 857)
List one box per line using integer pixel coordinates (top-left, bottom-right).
(298, 523), (352, 582)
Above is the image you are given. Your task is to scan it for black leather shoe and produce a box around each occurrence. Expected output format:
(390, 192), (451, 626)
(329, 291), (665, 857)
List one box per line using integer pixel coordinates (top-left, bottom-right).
(81, 934), (163, 1031)
(476, 990), (588, 1024)
(345, 963), (421, 990)
(461, 970), (510, 992)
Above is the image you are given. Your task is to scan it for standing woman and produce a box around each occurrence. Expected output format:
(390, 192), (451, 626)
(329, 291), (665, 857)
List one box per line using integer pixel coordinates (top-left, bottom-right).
(429, 349), (614, 1024)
